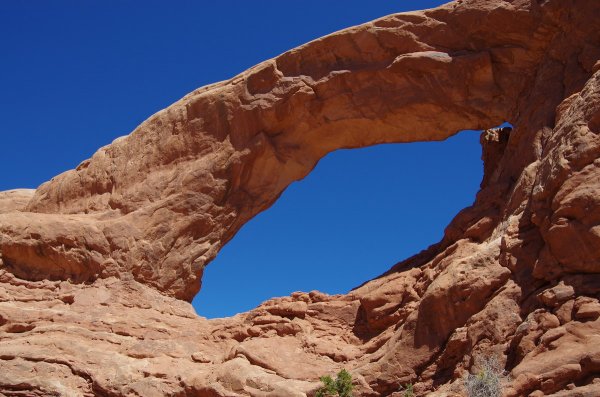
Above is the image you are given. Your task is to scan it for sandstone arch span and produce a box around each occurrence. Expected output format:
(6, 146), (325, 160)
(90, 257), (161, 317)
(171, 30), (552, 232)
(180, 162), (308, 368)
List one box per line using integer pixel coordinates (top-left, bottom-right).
(3, 0), (548, 301)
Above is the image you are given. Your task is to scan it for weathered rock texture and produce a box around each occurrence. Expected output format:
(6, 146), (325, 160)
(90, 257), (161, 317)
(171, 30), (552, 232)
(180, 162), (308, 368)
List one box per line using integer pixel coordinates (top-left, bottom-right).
(1, 0), (600, 395)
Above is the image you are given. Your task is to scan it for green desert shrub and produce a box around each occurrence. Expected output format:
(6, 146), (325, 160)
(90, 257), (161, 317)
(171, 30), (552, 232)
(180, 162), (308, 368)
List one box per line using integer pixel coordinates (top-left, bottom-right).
(399, 383), (414, 397)
(465, 356), (507, 397)
(316, 369), (353, 397)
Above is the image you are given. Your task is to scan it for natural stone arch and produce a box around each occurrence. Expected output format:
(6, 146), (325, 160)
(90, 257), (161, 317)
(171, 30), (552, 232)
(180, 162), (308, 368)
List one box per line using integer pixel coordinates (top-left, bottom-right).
(0, 0), (589, 301)
(1, 1), (600, 396)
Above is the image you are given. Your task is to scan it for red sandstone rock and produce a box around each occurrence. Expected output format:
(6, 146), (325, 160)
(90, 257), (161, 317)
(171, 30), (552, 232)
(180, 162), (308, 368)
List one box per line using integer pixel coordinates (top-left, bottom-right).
(0, 189), (33, 213)
(1, 0), (600, 395)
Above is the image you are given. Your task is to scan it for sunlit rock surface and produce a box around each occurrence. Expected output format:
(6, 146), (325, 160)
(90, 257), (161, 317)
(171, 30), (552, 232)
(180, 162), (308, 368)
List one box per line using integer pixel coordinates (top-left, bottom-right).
(1, 0), (600, 395)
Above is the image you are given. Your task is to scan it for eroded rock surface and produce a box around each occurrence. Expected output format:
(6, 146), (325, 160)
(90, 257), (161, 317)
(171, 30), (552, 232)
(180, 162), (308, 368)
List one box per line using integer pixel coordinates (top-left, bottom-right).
(1, 0), (600, 395)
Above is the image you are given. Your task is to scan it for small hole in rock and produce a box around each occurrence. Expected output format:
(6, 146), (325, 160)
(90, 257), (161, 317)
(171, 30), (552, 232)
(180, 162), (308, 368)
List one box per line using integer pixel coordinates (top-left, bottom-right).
(5, 323), (36, 333)
(60, 295), (75, 304)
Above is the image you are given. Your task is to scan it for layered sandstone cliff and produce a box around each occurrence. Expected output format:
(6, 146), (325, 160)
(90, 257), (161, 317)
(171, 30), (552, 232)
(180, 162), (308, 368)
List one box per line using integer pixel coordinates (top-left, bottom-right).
(1, 0), (600, 395)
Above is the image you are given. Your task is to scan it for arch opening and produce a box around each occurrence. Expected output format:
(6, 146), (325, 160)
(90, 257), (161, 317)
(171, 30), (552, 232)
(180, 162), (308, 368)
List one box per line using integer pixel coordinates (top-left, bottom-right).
(192, 126), (511, 318)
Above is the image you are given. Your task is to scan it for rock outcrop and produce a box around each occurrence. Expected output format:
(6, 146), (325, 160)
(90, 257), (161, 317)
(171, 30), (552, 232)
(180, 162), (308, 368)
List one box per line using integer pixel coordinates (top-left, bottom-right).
(1, 0), (600, 395)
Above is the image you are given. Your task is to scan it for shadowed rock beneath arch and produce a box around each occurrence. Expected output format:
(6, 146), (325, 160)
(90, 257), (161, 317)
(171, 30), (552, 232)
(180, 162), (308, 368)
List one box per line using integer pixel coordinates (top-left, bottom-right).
(1, 0), (600, 395)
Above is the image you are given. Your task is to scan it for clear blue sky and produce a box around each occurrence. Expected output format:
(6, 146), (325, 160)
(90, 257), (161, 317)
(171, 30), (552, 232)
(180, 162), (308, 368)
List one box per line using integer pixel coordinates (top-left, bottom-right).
(0, 1), (489, 318)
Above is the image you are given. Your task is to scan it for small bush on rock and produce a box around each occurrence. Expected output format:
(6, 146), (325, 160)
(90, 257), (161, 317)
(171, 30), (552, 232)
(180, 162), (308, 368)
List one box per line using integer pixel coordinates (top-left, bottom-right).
(316, 369), (353, 397)
(465, 356), (507, 397)
(399, 383), (414, 397)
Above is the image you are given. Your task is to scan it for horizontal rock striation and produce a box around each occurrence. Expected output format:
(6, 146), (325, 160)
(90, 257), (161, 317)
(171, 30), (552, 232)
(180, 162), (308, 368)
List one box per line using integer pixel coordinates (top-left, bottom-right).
(1, 0), (600, 395)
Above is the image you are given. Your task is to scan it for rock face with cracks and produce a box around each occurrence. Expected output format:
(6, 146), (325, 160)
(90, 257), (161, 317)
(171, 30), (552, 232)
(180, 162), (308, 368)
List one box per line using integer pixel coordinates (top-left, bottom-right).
(1, 0), (600, 395)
